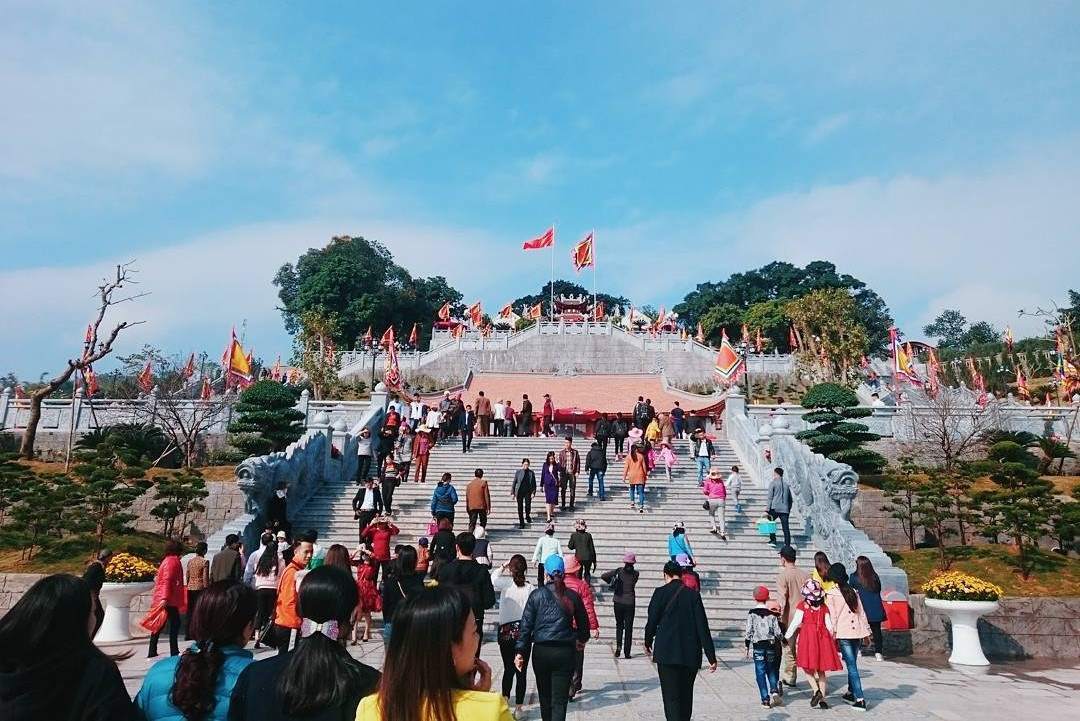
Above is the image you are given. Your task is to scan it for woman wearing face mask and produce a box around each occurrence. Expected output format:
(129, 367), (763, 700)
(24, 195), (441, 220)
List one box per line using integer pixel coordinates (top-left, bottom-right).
(356, 585), (513, 720)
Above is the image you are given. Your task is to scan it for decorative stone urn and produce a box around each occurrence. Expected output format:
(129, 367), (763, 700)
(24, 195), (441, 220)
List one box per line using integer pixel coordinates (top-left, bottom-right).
(96, 581), (155, 643)
(924, 598), (1000, 666)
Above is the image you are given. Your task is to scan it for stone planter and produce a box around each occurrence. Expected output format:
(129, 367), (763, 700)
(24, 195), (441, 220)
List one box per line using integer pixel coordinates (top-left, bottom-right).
(96, 581), (155, 643)
(924, 597), (1000, 666)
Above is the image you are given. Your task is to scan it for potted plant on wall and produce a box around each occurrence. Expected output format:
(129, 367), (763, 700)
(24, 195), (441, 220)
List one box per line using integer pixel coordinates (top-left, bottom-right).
(923, 571), (1003, 666)
(96, 552), (158, 643)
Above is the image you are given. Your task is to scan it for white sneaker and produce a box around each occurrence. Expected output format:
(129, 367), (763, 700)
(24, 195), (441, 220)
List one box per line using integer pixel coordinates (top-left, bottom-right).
(875, 652), (883, 661)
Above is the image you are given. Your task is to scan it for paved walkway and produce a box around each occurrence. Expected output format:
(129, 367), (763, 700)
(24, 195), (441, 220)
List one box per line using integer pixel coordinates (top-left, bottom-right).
(109, 632), (1080, 720)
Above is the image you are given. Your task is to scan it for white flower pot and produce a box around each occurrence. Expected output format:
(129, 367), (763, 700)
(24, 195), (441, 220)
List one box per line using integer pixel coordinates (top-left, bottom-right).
(96, 581), (155, 643)
(924, 598), (999, 666)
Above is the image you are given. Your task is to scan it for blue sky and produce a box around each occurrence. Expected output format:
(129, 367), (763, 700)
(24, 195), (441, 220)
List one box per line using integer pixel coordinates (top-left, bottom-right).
(3, 1), (1080, 376)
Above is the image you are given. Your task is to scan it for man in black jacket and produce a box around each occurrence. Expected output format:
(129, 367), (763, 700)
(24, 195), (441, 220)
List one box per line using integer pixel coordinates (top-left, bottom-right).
(352, 478), (383, 544)
(460, 403), (477, 453)
(592, 415), (610, 455)
(434, 532), (497, 654)
(511, 458), (537, 529)
(645, 561), (718, 721)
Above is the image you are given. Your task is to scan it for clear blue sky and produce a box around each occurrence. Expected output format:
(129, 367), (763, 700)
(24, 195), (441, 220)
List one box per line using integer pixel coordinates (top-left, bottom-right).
(3, 2), (1079, 376)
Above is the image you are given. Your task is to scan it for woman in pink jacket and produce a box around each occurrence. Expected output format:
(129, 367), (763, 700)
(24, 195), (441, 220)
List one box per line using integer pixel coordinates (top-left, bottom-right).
(825, 563), (871, 710)
(701, 467), (728, 540)
(147, 538), (187, 657)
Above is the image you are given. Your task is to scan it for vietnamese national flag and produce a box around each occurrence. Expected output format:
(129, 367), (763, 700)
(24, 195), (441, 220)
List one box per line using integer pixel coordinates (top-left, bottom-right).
(408, 323), (419, 346)
(571, 233), (594, 272)
(468, 302), (483, 327)
(522, 226), (555, 250)
(437, 302), (451, 322)
(181, 353), (196, 380)
(498, 303), (513, 319)
(137, 359), (154, 393)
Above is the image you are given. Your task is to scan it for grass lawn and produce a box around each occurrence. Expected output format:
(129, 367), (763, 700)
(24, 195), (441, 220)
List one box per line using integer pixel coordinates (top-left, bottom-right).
(0, 530), (169, 575)
(890, 545), (1080, 597)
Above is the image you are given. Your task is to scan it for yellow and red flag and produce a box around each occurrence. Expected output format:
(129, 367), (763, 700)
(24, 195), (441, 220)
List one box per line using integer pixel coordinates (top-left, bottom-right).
(788, 325), (799, 351)
(468, 302), (483, 327)
(741, 323), (751, 347)
(755, 328), (764, 353)
(137, 359), (154, 393)
(200, 378), (213, 400)
(363, 326), (374, 344)
(571, 233), (594, 272)
(655, 306), (666, 328)
(1003, 326), (1014, 353)
(592, 301), (605, 320)
(452, 324), (464, 339)
(526, 302), (543, 320)
(1016, 365), (1030, 399)
(714, 329), (744, 382)
(380, 326), (395, 348)
(408, 323), (419, 346)
(498, 303), (513, 319)
(522, 226), (555, 251)
(437, 302), (451, 322)
(696, 322), (704, 343)
(223, 330), (253, 388)
(84, 366), (100, 397)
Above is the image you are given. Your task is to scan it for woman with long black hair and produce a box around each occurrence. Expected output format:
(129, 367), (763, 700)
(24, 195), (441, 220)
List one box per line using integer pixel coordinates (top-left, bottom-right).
(357, 584), (512, 721)
(228, 565), (380, 721)
(380, 545), (425, 645)
(136, 580), (257, 721)
(491, 554), (535, 716)
(850, 555), (886, 660)
(515, 555), (589, 721)
(253, 540), (282, 648)
(0, 574), (137, 721)
(148, 538), (188, 658)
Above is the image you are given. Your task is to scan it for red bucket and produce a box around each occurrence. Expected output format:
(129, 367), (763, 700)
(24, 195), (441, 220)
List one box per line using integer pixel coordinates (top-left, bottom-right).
(881, 591), (911, 630)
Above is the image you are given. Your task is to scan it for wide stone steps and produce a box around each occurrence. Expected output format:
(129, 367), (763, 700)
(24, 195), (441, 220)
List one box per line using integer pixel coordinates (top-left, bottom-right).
(294, 436), (813, 632)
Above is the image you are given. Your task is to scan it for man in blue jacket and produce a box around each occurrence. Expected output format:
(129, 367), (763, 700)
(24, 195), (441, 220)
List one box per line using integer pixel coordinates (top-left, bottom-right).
(430, 472), (459, 525)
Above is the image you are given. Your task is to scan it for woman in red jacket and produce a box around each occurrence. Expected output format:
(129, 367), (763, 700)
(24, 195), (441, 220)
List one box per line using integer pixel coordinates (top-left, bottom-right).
(147, 538), (187, 657)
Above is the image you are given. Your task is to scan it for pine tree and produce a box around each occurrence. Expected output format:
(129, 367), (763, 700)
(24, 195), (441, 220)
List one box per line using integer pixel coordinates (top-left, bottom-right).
(797, 383), (885, 473)
(227, 380), (305, 457)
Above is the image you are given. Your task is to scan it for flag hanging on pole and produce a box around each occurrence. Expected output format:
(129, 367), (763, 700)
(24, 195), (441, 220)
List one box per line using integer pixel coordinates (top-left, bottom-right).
(755, 328), (764, 353)
(437, 302), (451, 322)
(571, 233), (594, 272)
(890, 327), (922, 385)
(926, 350), (941, 398)
(522, 226), (555, 250)
(84, 366), (100, 397)
(200, 377), (213, 400)
(468, 302), (483, 327)
(714, 329), (745, 383)
(452, 324), (464, 339)
(1016, 366), (1030, 399)
(788, 326), (799, 352)
(82, 324), (94, 361)
(224, 330), (253, 389)
(696, 322), (705, 344)
(137, 359), (154, 393)
(498, 303), (513, 319)
(526, 302), (543, 320)
(592, 301), (605, 320)
(181, 353), (196, 380)
(408, 323), (419, 346)
(363, 326), (374, 344)
(271, 356), (283, 381)
(655, 306), (666, 329)
(1003, 326), (1014, 353)
(384, 337), (401, 389)
(741, 323), (750, 347)
(380, 326), (395, 348)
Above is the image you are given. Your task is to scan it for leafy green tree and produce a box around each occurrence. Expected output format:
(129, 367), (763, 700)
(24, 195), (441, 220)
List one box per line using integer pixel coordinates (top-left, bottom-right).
(912, 476), (956, 570)
(1048, 498), (1080, 555)
(960, 321), (998, 347)
(743, 299), (790, 351)
(1035, 436), (1076, 475)
(71, 444), (152, 555)
(797, 383), (885, 473)
(880, 458), (922, 550)
(698, 303), (743, 345)
(673, 261), (893, 354)
(923, 309), (968, 348)
(149, 470), (209, 538)
(227, 381), (305, 457)
(7, 474), (86, 561)
(274, 236), (464, 349)
(980, 454), (1057, 578)
(0, 452), (33, 525)
(786, 289), (870, 381)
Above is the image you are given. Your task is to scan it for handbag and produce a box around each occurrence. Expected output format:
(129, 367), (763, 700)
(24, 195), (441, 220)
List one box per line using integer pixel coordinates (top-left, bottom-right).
(701, 500), (711, 510)
(498, 621), (522, 643)
(139, 601), (168, 634)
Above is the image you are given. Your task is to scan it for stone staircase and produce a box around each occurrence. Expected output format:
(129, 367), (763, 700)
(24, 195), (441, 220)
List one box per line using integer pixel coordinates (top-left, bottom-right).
(293, 435), (814, 642)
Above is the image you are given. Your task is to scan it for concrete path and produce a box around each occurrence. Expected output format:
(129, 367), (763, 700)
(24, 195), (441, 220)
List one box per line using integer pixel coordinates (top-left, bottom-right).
(110, 632), (1080, 720)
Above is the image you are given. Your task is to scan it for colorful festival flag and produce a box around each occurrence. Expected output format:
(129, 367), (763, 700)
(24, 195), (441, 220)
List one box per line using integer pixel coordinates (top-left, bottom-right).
(498, 303), (513, 319)
(890, 327), (922, 385)
(592, 301), (605, 321)
(468, 302), (483, 327)
(571, 233), (594, 272)
(363, 326), (374, 344)
(526, 302), (544, 320)
(452, 324), (464, 339)
(137, 359), (154, 393)
(380, 326), (395, 348)
(926, 350), (941, 398)
(1016, 365), (1030, 399)
(83, 366), (100, 397)
(788, 326), (799, 352)
(755, 328), (764, 353)
(223, 330), (253, 389)
(655, 306), (666, 329)
(1003, 326), (1014, 353)
(437, 302), (451, 322)
(200, 378), (213, 400)
(180, 353), (196, 380)
(741, 323), (750, 347)
(408, 323), (419, 346)
(714, 329), (745, 383)
(696, 322), (705, 344)
(522, 226), (555, 251)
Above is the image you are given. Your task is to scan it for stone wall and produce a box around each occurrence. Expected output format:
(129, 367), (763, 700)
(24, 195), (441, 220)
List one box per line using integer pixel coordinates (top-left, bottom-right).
(886, 594), (1080, 659)
(130, 478), (247, 541)
(850, 487), (921, 551)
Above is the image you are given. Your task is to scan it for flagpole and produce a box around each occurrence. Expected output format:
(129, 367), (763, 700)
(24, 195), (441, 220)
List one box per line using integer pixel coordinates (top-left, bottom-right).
(591, 228), (597, 327)
(550, 223), (556, 322)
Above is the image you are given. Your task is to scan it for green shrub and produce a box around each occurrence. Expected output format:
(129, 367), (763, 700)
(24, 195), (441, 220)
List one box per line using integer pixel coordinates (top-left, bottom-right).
(797, 382), (885, 473)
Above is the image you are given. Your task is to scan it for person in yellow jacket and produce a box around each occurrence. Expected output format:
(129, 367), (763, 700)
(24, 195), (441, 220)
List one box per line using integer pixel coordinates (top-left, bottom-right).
(356, 584), (513, 721)
(645, 416), (662, 445)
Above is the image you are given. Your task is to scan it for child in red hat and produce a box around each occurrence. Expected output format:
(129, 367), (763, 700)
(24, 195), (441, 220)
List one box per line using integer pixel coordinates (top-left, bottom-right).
(744, 585), (783, 707)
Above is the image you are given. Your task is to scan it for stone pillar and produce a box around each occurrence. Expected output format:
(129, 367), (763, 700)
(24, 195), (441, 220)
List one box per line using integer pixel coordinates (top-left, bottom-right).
(298, 389), (311, 427)
(724, 386), (746, 423)
(0, 387), (10, 430)
(369, 382), (390, 413)
(71, 387), (85, 432)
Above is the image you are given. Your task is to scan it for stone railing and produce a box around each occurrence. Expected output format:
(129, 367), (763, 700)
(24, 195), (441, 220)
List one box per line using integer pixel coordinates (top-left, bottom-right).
(206, 385), (390, 553)
(0, 386), (370, 445)
(724, 388), (908, 597)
